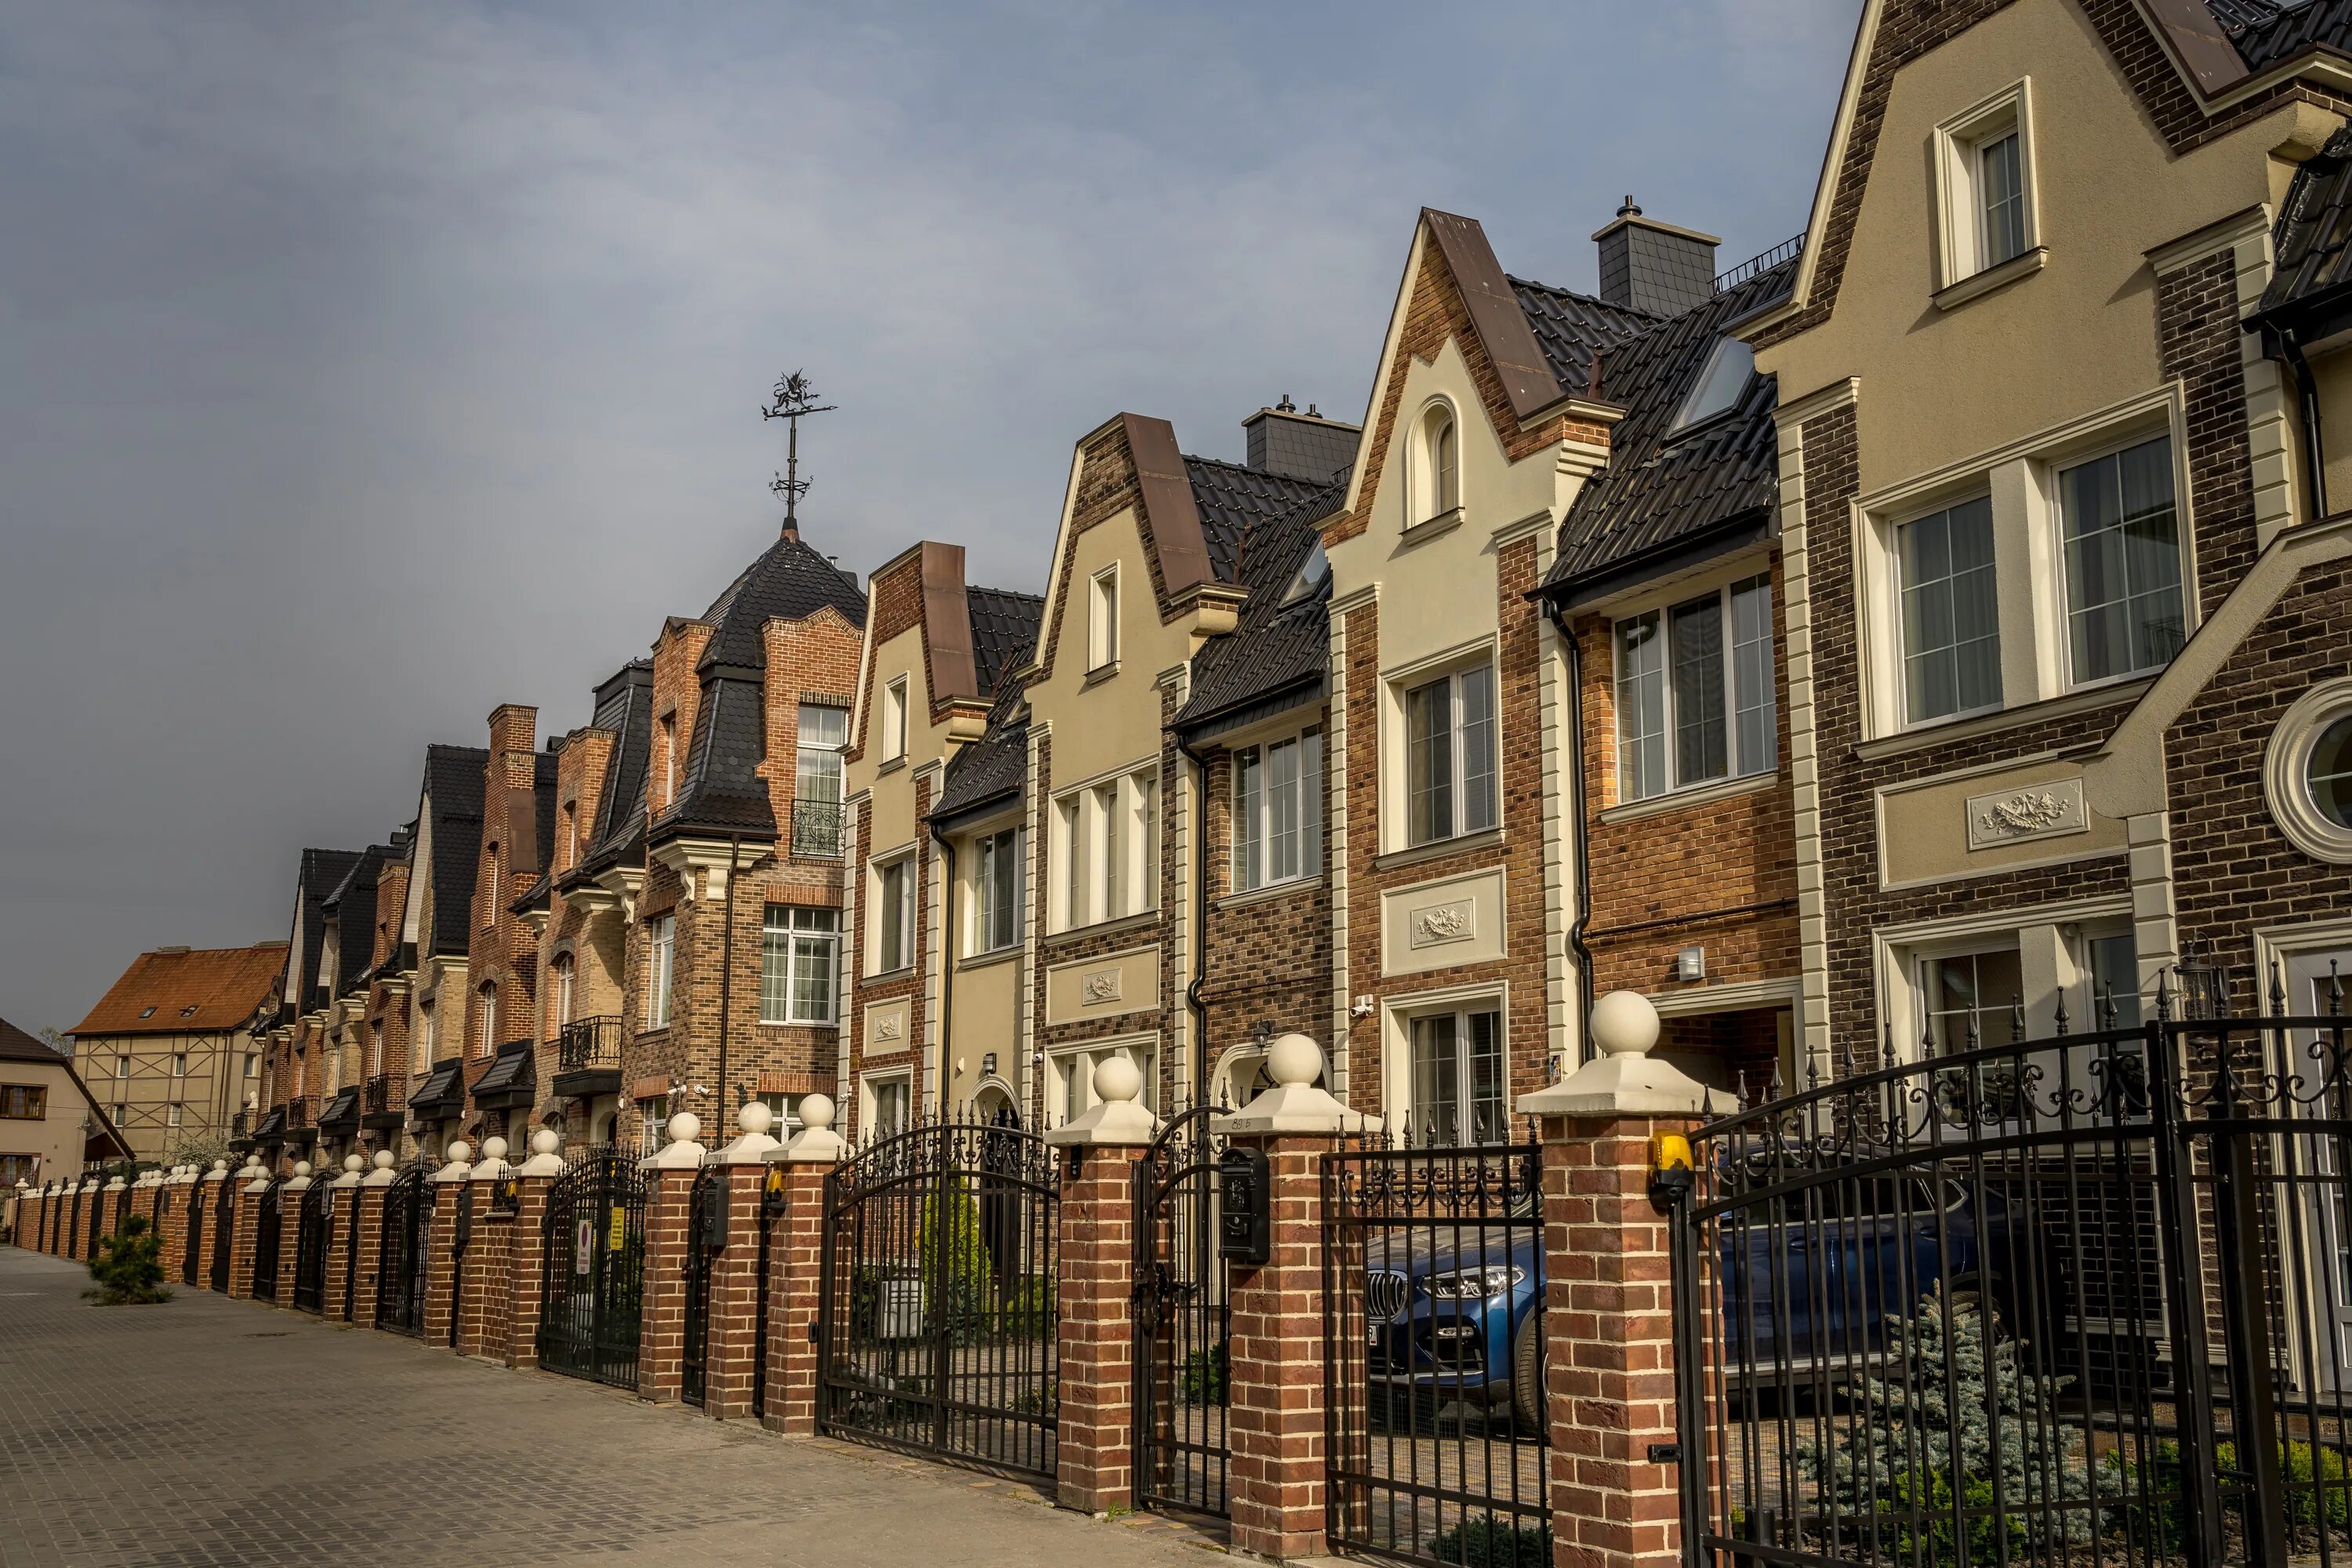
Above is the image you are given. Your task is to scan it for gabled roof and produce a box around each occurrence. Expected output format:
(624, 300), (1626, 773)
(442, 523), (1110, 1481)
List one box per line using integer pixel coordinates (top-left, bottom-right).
(67, 942), (290, 1037)
(573, 662), (654, 882)
(930, 653), (1037, 824)
(1178, 479), (1348, 732)
(1182, 457), (1336, 585)
(2216, 0), (2352, 71)
(289, 848), (362, 1005)
(1541, 255), (1799, 599)
(1511, 277), (1661, 401)
(322, 846), (389, 996)
(422, 746), (488, 957)
(1, 1015), (67, 1063)
(2256, 125), (2352, 327)
(965, 586), (1045, 698)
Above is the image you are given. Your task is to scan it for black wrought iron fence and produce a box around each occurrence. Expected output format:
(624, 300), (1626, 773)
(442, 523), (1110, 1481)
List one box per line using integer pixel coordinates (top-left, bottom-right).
(1323, 1130), (1549, 1568)
(1134, 1100), (1232, 1519)
(378, 1159), (430, 1337)
(364, 1075), (395, 1117)
(292, 1173), (330, 1313)
(1671, 988), (2352, 1568)
(792, 798), (844, 858)
(557, 1017), (622, 1074)
(682, 1164), (722, 1409)
(251, 1178), (284, 1302)
(285, 1097), (310, 1131)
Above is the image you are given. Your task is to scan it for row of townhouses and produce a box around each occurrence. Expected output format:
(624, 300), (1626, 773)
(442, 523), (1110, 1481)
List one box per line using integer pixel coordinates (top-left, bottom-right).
(139, 0), (2352, 1179)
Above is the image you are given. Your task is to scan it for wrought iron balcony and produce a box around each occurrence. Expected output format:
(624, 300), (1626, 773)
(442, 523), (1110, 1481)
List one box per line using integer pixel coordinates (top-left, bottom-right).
(557, 1016), (623, 1074)
(792, 798), (844, 858)
(363, 1074), (396, 1117)
(283, 1096), (310, 1130)
(230, 1110), (249, 1140)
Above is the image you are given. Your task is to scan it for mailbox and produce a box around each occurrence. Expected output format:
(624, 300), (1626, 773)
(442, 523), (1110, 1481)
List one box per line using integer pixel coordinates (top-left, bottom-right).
(1217, 1145), (1270, 1265)
(452, 1183), (474, 1254)
(697, 1180), (728, 1251)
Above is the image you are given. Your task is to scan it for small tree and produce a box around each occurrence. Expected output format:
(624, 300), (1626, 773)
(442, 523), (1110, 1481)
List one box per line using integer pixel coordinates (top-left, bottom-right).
(85, 1214), (172, 1305)
(917, 1174), (995, 1339)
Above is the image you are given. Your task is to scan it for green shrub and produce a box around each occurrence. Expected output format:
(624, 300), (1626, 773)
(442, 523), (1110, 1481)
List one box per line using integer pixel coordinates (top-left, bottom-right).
(1004, 1272), (1054, 1338)
(1180, 1344), (1228, 1406)
(85, 1214), (171, 1305)
(1428, 1512), (1549, 1568)
(2107, 1437), (2351, 1552)
(918, 1174), (995, 1341)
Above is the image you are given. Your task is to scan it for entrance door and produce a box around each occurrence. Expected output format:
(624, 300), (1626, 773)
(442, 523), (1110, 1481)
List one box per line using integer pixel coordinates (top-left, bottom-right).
(1133, 1104), (1230, 1519)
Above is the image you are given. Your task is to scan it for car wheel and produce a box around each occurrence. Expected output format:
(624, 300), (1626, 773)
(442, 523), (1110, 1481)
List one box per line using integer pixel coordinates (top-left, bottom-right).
(1511, 1310), (1544, 1432)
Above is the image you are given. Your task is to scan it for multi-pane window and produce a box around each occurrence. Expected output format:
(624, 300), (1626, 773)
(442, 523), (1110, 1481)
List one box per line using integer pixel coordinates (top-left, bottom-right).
(1054, 1043), (1156, 1128)
(2313, 713), (2352, 831)
(874, 857), (913, 973)
(868, 1076), (911, 1139)
(1409, 1009), (1505, 1142)
(635, 1094), (668, 1156)
(2060, 436), (2183, 685)
(1896, 495), (2001, 723)
(1089, 567), (1121, 670)
(1917, 944), (2023, 1054)
(795, 703), (848, 855)
(1415, 403), (1459, 524)
(551, 956), (575, 1029)
(1235, 729), (1323, 891)
(0, 1154), (37, 1183)
(1978, 131), (2026, 270)
(645, 915), (675, 1029)
(761, 906), (839, 1024)
(477, 984), (498, 1058)
(367, 1022), (384, 1077)
(1054, 773), (1157, 930)
(971, 829), (1022, 953)
(0, 1085), (45, 1120)
(1615, 575), (1775, 802)
(1405, 665), (1497, 845)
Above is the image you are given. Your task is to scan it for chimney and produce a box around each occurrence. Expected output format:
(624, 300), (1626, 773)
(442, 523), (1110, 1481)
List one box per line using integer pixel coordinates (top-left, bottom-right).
(1593, 196), (1721, 318)
(1242, 398), (1363, 483)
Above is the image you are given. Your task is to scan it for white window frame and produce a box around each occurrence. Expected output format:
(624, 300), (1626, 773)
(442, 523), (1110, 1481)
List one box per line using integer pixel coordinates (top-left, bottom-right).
(2052, 431), (2188, 692)
(2265, 677), (2352, 865)
(1396, 659), (1498, 848)
(1612, 572), (1776, 803)
(551, 954), (575, 1029)
(477, 982), (498, 1059)
(1933, 79), (2040, 290)
(658, 714), (678, 805)
(1889, 492), (2004, 728)
(1047, 1035), (1158, 1129)
(1050, 768), (1157, 932)
(970, 826), (1023, 954)
(760, 904), (840, 1025)
(644, 914), (675, 1030)
(1233, 727), (1323, 891)
(881, 676), (909, 762)
(416, 1004), (435, 1070)
(870, 852), (915, 975)
(1088, 565), (1121, 671)
(1407, 398), (1461, 528)
(1873, 894), (2140, 1065)
(862, 1072), (913, 1140)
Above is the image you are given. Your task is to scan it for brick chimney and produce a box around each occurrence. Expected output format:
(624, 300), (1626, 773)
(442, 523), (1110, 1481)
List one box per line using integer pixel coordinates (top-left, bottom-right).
(1593, 197), (1720, 318)
(1241, 397), (1362, 483)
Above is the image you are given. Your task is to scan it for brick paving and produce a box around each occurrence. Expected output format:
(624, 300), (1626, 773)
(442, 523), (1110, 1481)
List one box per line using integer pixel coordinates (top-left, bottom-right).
(0, 1248), (1222, 1568)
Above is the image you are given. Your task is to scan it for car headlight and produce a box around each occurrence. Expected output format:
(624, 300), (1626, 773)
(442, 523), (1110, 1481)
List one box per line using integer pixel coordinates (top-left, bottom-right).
(1425, 1265), (1523, 1301)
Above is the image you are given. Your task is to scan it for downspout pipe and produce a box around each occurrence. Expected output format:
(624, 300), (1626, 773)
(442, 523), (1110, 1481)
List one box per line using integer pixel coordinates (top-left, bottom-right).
(717, 832), (740, 1118)
(1175, 729), (1212, 1104)
(2278, 323), (2332, 523)
(928, 817), (957, 1118)
(1547, 601), (1598, 1073)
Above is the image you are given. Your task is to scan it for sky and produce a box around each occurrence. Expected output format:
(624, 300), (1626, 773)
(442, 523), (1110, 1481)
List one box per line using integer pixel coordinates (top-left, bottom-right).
(0, 0), (1857, 1035)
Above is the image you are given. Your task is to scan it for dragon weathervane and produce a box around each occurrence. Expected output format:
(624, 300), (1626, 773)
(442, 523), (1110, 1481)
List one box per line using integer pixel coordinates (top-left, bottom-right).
(761, 370), (837, 531)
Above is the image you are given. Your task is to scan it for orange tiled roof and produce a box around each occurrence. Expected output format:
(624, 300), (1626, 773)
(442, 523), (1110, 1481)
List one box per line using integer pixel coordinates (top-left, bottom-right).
(69, 942), (289, 1037)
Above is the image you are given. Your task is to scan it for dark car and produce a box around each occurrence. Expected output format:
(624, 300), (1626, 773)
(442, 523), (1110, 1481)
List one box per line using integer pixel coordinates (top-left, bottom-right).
(1364, 1214), (1545, 1430)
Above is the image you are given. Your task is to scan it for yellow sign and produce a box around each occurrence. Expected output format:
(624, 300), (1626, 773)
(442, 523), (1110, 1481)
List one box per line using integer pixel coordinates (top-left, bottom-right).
(608, 1206), (627, 1252)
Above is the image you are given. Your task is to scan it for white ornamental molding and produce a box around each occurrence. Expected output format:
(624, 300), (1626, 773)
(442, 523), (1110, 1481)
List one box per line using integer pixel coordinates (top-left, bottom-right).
(1965, 777), (2089, 850)
(1408, 899), (1476, 949)
(1080, 968), (1123, 1006)
(873, 1011), (904, 1043)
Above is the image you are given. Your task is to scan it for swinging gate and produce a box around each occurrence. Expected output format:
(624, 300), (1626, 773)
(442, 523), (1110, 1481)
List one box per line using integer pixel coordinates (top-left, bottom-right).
(378, 1160), (430, 1337)
(1669, 1010), (2352, 1568)
(292, 1175), (330, 1313)
(682, 1165), (722, 1409)
(250, 1178), (283, 1302)
(539, 1147), (646, 1391)
(209, 1172), (234, 1291)
(817, 1112), (1059, 1479)
(1133, 1104), (1232, 1518)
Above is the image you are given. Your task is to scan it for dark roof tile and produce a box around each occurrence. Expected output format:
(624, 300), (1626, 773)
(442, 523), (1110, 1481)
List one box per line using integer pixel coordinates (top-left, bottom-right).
(1178, 480), (1345, 729)
(2257, 126), (2352, 320)
(965, 586), (1044, 697)
(1510, 278), (1661, 401)
(1182, 456), (1333, 583)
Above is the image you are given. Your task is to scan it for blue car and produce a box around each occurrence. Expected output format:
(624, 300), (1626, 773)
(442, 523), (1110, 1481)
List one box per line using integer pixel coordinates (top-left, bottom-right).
(1363, 1218), (1546, 1430)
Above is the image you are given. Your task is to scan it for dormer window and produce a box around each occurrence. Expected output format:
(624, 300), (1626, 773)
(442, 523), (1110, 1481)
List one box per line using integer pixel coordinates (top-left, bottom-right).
(1283, 540), (1331, 605)
(1410, 401), (1460, 526)
(1671, 339), (1754, 434)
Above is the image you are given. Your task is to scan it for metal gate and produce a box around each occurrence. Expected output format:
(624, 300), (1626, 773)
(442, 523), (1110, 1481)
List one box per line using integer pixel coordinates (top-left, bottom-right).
(682, 1165), (723, 1409)
(1323, 1133), (1548, 1568)
(1669, 1002), (2352, 1567)
(378, 1160), (430, 1337)
(113, 1181), (131, 1237)
(818, 1110), (1059, 1479)
(66, 1187), (80, 1258)
(538, 1147), (646, 1390)
(1134, 1103), (1232, 1518)
(250, 1177), (283, 1301)
(292, 1174), (331, 1313)
(209, 1173), (234, 1291)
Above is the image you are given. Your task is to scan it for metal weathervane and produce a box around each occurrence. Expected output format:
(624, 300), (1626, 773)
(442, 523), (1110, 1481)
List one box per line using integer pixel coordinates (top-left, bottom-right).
(761, 370), (837, 528)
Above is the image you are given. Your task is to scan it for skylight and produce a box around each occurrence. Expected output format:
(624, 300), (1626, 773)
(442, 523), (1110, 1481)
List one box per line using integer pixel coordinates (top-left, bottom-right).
(1671, 338), (1754, 434)
(1283, 539), (1331, 604)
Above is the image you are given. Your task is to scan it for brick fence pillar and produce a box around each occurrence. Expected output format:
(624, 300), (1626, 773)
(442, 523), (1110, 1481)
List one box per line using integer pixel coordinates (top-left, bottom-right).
(705, 1106), (784, 1421)
(1223, 1035), (1367, 1563)
(20, 1185), (40, 1250)
(156, 1171), (191, 1277)
(1047, 1061), (1157, 1515)
(351, 1152), (395, 1330)
(458, 1140), (514, 1360)
(99, 1179), (127, 1256)
(637, 1116), (706, 1404)
(227, 1163), (267, 1299)
(143, 1172), (168, 1230)
(197, 1163), (229, 1285)
(1518, 990), (1723, 1568)
(324, 1156), (363, 1321)
(761, 1098), (844, 1435)
(274, 1165), (312, 1306)
(504, 1131), (561, 1369)
(423, 1142), (474, 1348)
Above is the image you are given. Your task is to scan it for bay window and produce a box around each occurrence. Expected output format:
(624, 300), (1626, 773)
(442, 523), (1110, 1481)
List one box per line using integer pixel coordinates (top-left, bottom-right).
(1234, 728), (1322, 891)
(1405, 665), (1497, 845)
(1615, 575), (1774, 802)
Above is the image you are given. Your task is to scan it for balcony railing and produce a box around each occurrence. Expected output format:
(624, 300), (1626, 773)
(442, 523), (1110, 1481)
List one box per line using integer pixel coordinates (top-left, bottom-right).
(557, 1016), (623, 1075)
(364, 1074), (394, 1116)
(230, 1110), (249, 1140)
(792, 798), (844, 858)
(284, 1097), (310, 1130)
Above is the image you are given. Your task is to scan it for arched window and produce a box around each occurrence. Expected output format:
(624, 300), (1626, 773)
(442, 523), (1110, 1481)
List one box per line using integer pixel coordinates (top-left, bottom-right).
(1412, 401), (1459, 525)
(477, 982), (498, 1059)
(551, 955), (575, 1029)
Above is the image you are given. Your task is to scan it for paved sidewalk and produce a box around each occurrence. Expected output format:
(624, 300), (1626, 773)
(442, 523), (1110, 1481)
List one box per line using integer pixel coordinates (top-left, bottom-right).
(0, 1247), (1218, 1568)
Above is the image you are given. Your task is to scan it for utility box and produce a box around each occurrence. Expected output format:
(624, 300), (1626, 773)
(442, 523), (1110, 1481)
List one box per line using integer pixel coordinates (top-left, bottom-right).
(1217, 1145), (1270, 1265)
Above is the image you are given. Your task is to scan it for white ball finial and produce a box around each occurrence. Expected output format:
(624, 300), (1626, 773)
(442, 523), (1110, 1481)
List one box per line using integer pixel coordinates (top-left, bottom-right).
(292, 1160), (311, 1178)
(343, 1154), (363, 1174)
(372, 1150), (395, 1171)
(1092, 1055), (1142, 1105)
(739, 1101), (775, 1137)
(1589, 989), (1661, 1058)
(447, 1140), (471, 1164)
(666, 1112), (701, 1145)
(1266, 1033), (1324, 1088)
(212, 1158), (229, 1173)
(481, 1136), (508, 1163)
(798, 1093), (835, 1132)
(531, 1128), (561, 1157)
